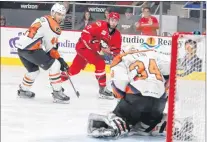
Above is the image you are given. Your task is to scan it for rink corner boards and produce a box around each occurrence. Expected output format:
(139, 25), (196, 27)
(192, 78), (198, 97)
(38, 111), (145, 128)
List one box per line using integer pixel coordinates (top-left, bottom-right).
(1, 57), (205, 81)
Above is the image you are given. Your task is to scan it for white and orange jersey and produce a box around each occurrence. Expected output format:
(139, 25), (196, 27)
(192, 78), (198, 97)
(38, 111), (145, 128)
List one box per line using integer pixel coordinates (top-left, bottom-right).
(16, 15), (61, 53)
(110, 49), (170, 99)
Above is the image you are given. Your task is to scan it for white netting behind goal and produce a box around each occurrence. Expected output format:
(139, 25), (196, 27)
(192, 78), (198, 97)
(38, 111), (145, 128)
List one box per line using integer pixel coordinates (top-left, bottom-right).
(167, 33), (206, 142)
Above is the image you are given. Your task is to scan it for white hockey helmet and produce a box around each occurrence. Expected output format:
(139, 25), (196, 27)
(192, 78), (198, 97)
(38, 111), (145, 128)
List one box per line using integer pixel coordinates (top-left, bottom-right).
(51, 3), (66, 18)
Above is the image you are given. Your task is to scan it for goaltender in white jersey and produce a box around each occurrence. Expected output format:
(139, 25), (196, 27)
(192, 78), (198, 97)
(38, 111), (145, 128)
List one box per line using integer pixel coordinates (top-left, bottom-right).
(87, 46), (171, 138)
(110, 47), (170, 99)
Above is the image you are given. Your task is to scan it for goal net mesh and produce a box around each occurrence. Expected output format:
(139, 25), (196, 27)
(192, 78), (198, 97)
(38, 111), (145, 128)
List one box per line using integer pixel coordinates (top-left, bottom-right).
(167, 33), (206, 142)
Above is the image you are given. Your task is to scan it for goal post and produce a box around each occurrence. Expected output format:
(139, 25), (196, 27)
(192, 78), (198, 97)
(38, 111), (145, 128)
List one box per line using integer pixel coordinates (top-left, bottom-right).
(167, 32), (206, 142)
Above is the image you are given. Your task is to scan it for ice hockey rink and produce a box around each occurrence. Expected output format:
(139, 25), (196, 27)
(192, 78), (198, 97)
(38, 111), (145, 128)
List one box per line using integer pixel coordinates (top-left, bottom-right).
(1, 65), (205, 142)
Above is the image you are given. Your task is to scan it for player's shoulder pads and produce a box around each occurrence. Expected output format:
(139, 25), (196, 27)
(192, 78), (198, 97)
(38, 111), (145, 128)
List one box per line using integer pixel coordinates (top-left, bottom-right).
(44, 15), (61, 35)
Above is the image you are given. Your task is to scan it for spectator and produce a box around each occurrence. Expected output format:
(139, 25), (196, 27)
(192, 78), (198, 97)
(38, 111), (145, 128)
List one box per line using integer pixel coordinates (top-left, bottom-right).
(118, 8), (136, 34)
(104, 8), (111, 22)
(61, 1), (70, 12)
(177, 39), (202, 77)
(1, 15), (6, 26)
(60, 2), (71, 30)
(76, 10), (94, 30)
(135, 7), (159, 36)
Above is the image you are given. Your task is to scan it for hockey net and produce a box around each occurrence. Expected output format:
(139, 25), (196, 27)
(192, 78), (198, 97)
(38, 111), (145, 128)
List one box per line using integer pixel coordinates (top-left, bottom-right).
(167, 32), (206, 142)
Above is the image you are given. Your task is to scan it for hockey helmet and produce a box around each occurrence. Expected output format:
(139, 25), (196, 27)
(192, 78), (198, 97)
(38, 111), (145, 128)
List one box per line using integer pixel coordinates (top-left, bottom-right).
(51, 3), (66, 18)
(108, 12), (120, 21)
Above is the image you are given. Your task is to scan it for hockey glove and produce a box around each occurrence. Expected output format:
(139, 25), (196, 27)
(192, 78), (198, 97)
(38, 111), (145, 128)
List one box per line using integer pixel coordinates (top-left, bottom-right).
(100, 40), (109, 49)
(60, 71), (70, 82)
(49, 49), (68, 71)
(49, 48), (60, 59)
(81, 33), (101, 52)
(58, 57), (69, 72)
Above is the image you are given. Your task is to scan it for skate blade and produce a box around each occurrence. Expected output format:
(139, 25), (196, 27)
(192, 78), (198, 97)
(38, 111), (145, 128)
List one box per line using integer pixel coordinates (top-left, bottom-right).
(17, 95), (35, 99)
(53, 99), (70, 104)
(98, 95), (114, 100)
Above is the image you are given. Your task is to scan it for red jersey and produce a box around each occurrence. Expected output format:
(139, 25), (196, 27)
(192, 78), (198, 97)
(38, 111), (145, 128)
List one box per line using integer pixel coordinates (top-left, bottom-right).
(80, 20), (122, 55)
(137, 16), (159, 36)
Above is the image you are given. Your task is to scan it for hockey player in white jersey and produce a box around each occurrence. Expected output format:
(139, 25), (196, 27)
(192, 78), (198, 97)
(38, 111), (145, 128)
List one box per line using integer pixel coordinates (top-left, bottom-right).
(87, 46), (170, 138)
(16, 3), (70, 103)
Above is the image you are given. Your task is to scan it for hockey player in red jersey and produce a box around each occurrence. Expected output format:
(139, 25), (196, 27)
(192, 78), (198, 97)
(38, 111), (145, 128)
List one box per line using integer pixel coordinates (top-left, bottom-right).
(61, 12), (122, 99)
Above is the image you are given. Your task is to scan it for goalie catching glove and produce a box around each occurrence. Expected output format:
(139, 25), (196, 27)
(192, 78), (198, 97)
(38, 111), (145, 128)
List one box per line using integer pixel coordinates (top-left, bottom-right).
(87, 113), (130, 138)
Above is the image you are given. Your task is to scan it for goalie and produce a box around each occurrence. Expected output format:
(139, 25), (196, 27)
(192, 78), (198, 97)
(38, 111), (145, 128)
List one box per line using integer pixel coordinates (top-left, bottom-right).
(87, 47), (171, 138)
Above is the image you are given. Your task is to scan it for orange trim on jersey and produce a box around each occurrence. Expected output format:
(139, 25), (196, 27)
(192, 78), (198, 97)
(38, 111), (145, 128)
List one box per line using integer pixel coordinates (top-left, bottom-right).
(110, 49), (153, 68)
(110, 55), (122, 68)
(111, 81), (126, 99)
(24, 37), (42, 50)
(125, 85), (134, 94)
(29, 40), (41, 50)
(112, 87), (124, 99)
(165, 80), (169, 92)
(51, 37), (58, 45)
(23, 82), (32, 86)
(49, 49), (60, 59)
(49, 73), (60, 77)
(44, 15), (61, 35)
(50, 80), (62, 84)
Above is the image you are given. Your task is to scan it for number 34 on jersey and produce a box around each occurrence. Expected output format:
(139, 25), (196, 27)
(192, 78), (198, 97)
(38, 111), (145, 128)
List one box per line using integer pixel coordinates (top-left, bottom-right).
(111, 50), (164, 82)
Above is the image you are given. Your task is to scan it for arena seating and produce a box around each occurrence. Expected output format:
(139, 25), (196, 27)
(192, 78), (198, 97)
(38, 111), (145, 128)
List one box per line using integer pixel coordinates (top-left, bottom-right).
(115, 1), (133, 5)
(183, 1), (206, 9)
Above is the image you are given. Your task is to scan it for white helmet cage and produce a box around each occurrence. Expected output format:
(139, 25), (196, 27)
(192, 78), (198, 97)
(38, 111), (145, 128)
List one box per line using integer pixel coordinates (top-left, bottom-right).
(51, 3), (66, 20)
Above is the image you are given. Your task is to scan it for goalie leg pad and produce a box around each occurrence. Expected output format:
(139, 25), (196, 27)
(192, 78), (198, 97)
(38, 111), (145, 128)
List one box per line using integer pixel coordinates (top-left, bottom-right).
(140, 97), (167, 134)
(87, 113), (130, 138)
(130, 113), (167, 136)
(87, 113), (116, 138)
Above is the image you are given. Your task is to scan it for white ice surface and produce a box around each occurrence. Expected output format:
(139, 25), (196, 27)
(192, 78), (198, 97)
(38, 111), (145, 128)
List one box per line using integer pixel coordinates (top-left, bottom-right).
(1, 65), (167, 142)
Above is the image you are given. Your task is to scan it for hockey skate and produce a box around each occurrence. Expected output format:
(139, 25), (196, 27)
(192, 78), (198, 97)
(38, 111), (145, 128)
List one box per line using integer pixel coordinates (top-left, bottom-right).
(99, 86), (114, 100)
(52, 88), (70, 103)
(17, 85), (35, 98)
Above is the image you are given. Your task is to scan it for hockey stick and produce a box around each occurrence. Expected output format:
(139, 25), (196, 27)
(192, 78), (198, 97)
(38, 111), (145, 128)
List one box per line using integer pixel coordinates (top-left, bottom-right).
(64, 70), (80, 98)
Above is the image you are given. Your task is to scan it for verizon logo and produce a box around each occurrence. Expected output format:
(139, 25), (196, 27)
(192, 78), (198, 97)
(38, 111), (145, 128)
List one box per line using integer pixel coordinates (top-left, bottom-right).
(20, 4), (39, 9)
(88, 7), (106, 12)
